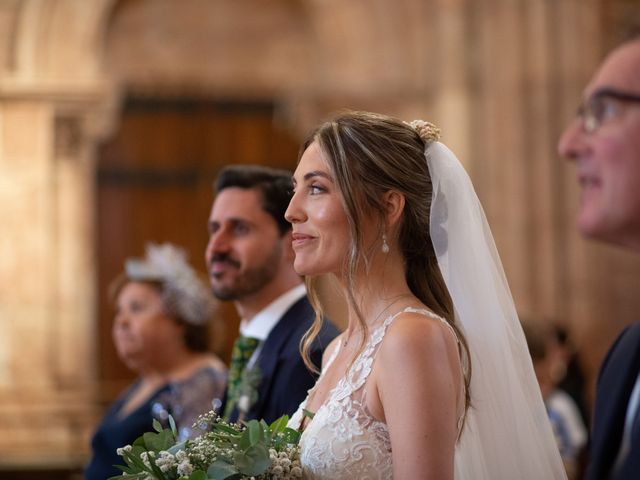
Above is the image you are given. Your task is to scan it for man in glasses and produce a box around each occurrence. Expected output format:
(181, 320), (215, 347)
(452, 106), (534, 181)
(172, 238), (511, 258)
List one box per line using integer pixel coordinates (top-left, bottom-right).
(559, 38), (640, 480)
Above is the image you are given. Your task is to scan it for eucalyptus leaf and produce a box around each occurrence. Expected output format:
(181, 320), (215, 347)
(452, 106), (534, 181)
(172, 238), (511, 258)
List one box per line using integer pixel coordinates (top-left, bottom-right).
(247, 420), (264, 445)
(143, 429), (175, 451)
(188, 470), (207, 480)
(169, 414), (178, 437)
(238, 428), (252, 451)
(152, 418), (163, 433)
(281, 427), (301, 445)
(234, 443), (270, 476)
(207, 460), (240, 480)
(168, 439), (188, 455)
(269, 415), (289, 434)
(260, 419), (271, 443)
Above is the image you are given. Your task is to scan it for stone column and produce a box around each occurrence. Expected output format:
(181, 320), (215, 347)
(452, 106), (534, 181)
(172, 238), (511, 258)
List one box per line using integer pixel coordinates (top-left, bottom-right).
(0, 0), (118, 466)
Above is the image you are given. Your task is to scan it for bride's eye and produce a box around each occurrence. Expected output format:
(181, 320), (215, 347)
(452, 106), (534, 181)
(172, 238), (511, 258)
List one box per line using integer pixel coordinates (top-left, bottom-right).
(309, 184), (326, 195)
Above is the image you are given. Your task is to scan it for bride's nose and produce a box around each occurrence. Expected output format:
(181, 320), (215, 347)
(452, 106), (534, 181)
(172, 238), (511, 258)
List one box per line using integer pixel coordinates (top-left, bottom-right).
(285, 191), (305, 224)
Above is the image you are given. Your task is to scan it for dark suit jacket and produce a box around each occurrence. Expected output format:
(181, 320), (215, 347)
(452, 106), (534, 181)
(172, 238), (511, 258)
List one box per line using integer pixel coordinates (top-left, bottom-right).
(225, 296), (339, 424)
(587, 322), (640, 480)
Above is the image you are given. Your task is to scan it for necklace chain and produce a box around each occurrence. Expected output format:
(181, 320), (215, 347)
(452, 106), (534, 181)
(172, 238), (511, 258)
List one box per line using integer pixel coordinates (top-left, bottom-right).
(342, 294), (413, 347)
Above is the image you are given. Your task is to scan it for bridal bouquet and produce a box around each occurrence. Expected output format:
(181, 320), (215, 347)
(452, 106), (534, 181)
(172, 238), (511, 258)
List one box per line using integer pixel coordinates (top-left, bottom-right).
(110, 412), (303, 480)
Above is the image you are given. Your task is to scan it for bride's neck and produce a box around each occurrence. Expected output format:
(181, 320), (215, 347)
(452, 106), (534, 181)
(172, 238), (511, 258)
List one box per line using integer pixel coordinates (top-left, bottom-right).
(339, 259), (415, 337)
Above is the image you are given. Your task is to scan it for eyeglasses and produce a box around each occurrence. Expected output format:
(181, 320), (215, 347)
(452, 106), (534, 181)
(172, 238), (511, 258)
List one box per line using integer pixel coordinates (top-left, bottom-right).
(577, 88), (640, 133)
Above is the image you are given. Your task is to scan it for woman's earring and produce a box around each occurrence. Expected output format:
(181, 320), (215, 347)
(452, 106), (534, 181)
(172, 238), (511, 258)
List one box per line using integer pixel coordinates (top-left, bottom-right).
(382, 233), (390, 254)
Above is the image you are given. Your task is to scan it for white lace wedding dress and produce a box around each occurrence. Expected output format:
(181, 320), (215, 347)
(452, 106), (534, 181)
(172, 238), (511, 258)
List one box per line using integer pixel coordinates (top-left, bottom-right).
(288, 307), (463, 479)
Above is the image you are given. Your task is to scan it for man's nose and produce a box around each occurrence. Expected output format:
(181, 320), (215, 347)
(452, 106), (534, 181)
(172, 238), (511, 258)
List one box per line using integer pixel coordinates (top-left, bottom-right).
(113, 311), (128, 328)
(558, 119), (585, 162)
(206, 230), (230, 260)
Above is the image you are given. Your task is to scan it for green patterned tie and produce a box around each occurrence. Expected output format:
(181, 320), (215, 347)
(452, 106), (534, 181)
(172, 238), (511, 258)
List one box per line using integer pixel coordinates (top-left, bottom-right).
(224, 335), (260, 419)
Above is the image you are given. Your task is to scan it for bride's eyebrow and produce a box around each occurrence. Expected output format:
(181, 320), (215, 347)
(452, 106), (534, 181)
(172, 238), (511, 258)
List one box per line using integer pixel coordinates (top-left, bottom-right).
(303, 170), (333, 182)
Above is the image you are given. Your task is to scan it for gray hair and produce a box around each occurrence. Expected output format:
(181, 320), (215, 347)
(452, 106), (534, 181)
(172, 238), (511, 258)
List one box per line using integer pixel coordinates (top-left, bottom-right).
(125, 243), (216, 326)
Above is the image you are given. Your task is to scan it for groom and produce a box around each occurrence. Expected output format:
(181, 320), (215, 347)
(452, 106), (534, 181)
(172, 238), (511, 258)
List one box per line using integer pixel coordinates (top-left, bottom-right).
(558, 37), (640, 480)
(206, 164), (338, 423)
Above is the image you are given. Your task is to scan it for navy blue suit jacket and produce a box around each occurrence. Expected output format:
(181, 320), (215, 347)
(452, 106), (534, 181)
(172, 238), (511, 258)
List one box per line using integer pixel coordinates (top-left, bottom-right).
(225, 296), (339, 424)
(587, 322), (640, 480)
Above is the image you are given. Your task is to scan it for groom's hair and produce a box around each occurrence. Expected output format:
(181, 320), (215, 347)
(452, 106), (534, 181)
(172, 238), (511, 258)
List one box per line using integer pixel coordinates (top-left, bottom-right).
(214, 165), (293, 235)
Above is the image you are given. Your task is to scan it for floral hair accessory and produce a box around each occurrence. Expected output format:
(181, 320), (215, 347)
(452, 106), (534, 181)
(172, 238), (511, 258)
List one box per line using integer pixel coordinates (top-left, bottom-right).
(405, 119), (441, 143)
(125, 243), (215, 326)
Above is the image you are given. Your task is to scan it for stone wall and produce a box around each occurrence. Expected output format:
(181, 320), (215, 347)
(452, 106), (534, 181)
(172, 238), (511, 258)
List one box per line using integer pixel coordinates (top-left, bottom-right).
(0, 0), (639, 472)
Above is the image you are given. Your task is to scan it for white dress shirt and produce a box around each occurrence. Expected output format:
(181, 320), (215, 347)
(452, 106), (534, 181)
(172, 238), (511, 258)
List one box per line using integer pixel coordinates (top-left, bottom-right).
(239, 283), (307, 341)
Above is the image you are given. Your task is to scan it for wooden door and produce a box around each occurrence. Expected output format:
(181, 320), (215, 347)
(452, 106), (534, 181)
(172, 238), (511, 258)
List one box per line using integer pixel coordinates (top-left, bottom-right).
(96, 97), (300, 402)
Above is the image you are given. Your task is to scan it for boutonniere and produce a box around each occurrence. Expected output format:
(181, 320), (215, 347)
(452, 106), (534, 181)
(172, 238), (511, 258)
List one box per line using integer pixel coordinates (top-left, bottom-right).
(236, 364), (262, 421)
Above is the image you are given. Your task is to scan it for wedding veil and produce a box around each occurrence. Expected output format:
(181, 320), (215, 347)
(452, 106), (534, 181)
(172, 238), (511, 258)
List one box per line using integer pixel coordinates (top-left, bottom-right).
(426, 142), (567, 479)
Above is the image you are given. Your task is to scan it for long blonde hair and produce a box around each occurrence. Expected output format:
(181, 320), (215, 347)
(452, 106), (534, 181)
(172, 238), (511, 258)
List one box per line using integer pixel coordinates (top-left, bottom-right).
(299, 111), (471, 413)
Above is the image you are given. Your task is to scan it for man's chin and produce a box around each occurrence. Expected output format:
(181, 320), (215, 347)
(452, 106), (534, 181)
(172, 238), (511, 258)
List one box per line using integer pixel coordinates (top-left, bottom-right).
(577, 214), (616, 244)
(211, 284), (239, 301)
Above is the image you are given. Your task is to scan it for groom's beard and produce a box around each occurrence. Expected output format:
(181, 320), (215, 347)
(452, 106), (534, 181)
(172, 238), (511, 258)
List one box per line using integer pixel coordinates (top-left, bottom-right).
(209, 243), (282, 301)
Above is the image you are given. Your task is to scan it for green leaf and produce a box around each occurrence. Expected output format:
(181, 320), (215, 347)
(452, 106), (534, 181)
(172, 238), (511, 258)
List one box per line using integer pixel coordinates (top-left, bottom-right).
(211, 424), (241, 436)
(281, 427), (301, 445)
(142, 428), (175, 451)
(188, 470), (207, 480)
(133, 435), (147, 447)
(153, 418), (163, 433)
(269, 415), (289, 434)
(234, 443), (270, 476)
(168, 439), (188, 455)
(238, 428), (251, 451)
(169, 414), (178, 437)
(247, 420), (264, 446)
(207, 460), (240, 479)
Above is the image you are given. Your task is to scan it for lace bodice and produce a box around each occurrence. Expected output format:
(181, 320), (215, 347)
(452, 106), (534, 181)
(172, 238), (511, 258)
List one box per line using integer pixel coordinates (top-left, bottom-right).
(289, 307), (459, 479)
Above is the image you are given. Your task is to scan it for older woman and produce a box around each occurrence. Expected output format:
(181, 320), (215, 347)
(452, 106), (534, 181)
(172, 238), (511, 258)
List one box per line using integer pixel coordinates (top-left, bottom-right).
(86, 243), (227, 480)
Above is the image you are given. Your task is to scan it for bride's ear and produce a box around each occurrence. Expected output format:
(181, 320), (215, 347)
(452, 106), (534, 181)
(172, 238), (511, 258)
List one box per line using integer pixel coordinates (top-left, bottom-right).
(382, 190), (405, 228)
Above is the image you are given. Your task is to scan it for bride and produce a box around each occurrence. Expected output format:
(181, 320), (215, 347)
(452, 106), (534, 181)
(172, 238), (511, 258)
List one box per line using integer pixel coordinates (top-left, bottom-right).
(285, 111), (566, 479)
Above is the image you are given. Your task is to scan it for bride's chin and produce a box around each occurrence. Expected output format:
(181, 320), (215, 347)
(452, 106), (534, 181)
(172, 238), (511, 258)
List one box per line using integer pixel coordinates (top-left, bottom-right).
(293, 260), (325, 277)
(294, 265), (315, 277)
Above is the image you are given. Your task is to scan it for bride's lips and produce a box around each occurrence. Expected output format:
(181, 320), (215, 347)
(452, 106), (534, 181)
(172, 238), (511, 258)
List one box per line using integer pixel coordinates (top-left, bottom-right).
(291, 232), (316, 248)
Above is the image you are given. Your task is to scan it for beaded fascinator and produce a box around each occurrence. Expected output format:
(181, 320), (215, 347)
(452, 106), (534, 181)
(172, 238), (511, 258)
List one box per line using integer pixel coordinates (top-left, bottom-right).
(125, 243), (215, 326)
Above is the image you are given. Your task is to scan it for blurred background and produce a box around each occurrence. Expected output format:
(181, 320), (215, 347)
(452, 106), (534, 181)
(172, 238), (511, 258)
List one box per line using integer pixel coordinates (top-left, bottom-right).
(1, 0), (640, 477)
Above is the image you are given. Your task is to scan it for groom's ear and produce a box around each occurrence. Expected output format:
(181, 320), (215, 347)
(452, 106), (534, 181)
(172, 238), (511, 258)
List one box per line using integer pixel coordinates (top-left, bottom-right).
(383, 190), (405, 227)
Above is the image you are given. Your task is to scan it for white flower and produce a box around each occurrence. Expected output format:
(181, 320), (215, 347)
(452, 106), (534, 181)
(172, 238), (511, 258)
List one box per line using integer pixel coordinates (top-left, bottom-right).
(177, 459), (193, 476)
(291, 466), (303, 477)
(116, 445), (132, 456)
(140, 452), (152, 469)
(155, 451), (176, 472)
(175, 450), (189, 462)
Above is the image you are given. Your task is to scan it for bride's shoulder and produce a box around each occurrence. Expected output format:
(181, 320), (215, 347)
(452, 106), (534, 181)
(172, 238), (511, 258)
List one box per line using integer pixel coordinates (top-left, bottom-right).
(379, 309), (459, 363)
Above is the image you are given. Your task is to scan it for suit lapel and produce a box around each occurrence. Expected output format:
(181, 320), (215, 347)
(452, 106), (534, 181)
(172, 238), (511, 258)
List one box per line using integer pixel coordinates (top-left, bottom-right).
(248, 297), (310, 419)
(592, 323), (640, 476)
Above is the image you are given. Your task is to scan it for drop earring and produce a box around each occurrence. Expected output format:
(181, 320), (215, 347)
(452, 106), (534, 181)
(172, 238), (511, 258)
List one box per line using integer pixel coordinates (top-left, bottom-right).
(382, 233), (390, 254)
